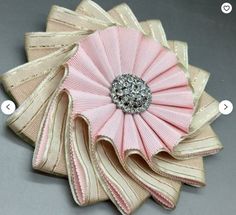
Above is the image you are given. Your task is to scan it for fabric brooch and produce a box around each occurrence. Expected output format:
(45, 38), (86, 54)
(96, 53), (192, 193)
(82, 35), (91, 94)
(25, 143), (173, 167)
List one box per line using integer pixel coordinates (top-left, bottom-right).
(1, 0), (223, 214)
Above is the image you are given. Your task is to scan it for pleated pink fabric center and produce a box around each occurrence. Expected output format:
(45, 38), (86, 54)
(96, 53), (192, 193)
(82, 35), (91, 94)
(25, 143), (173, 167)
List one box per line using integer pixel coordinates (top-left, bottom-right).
(59, 26), (195, 161)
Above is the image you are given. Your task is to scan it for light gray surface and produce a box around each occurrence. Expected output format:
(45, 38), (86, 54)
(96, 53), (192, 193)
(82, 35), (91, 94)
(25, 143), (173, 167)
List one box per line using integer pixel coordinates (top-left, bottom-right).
(0, 0), (236, 214)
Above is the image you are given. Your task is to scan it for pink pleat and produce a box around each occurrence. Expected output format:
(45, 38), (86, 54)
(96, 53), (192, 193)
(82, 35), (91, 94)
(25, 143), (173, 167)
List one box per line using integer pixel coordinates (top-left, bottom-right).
(80, 32), (115, 83)
(67, 47), (110, 88)
(141, 111), (184, 150)
(142, 49), (178, 83)
(118, 27), (142, 74)
(99, 27), (122, 77)
(149, 65), (188, 92)
(80, 103), (116, 138)
(148, 104), (193, 132)
(133, 36), (162, 77)
(97, 109), (124, 153)
(62, 65), (109, 96)
(151, 86), (194, 108)
(122, 114), (147, 159)
(133, 114), (164, 159)
(67, 90), (111, 115)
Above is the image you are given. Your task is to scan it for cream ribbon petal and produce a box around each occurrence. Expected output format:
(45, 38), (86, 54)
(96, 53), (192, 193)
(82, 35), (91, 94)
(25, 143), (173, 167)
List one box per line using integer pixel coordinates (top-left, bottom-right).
(108, 3), (144, 33)
(76, 0), (116, 24)
(173, 125), (223, 158)
(141, 20), (169, 48)
(25, 31), (89, 61)
(150, 155), (205, 187)
(1, 45), (76, 104)
(31, 86), (108, 204)
(47, 5), (112, 32)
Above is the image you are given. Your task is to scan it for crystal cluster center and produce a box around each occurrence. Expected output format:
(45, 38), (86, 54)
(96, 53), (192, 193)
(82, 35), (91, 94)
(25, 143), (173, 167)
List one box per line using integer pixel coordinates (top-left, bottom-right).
(110, 74), (152, 114)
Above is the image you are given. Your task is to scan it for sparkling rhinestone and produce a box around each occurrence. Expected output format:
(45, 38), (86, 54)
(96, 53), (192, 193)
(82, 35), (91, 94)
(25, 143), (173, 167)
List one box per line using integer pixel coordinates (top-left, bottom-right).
(110, 74), (152, 114)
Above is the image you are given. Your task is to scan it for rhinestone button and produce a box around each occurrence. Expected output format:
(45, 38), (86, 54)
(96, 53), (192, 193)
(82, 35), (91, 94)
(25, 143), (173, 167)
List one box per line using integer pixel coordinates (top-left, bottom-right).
(110, 74), (152, 114)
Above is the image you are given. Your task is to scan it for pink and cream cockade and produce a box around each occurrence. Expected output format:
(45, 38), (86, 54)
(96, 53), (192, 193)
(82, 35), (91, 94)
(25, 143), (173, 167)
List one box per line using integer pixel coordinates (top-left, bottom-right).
(63, 26), (194, 156)
(1, 2), (223, 214)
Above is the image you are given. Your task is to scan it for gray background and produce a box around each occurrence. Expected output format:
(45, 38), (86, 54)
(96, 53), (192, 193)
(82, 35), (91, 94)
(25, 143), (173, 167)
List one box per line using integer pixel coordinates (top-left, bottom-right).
(0, 0), (235, 214)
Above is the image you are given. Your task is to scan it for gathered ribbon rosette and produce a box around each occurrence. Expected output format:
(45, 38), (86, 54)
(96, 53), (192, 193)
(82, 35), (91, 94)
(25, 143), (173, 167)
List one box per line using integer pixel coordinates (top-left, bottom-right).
(1, 0), (223, 214)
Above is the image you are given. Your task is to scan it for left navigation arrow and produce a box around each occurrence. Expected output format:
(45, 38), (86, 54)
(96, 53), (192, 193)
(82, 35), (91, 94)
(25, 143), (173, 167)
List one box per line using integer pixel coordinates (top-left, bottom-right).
(1, 100), (16, 115)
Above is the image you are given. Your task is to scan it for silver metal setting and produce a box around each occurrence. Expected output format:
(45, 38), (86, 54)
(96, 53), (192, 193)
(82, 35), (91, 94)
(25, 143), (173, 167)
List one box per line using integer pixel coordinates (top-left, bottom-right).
(110, 74), (152, 114)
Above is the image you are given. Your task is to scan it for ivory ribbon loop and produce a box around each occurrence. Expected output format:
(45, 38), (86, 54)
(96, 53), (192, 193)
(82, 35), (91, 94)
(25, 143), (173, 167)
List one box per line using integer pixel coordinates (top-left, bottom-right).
(189, 92), (220, 135)
(173, 125), (223, 159)
(1, 45), (77, 104)
(47, 5), (112, 32)
(141, 20), (169, 48)
(125, 155), (181, 208)
(1, 45), (77, 144)
(76, 0), (116, 24)
(31, 80), (109, 204)
(25, 31), (89, 61)
(108, 3), (144, 33)
(66, 115), (108, 204)
(151, 154), (205, 187)
(92, 139), (150, 214)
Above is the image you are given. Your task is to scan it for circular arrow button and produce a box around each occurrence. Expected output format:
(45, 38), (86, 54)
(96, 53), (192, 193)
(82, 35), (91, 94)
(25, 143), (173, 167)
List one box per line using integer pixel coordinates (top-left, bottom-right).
(219, 100), (233, 115)
(1, 100), (16, 115)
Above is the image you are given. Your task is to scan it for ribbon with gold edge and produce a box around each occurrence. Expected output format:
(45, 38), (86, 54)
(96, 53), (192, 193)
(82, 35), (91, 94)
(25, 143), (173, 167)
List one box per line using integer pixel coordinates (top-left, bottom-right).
(0, 0), (223, 214)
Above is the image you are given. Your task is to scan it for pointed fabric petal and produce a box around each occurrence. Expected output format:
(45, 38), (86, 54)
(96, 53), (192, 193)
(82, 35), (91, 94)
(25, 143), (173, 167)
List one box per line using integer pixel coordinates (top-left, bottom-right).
(68, 90), (111, 114)
(99, 26), (122, 77)
(63, 65), (109, 96)
(67, 47), (110, 87)
(148, 104), (193, 132)
(149, 65), (189, 92)
(79, 104), (116, 138)
(117, 27), (142, 74)
(142, 49), (178, 83)
(97, 109), (124, 152)
(151, 86), (194, 109)
(141, 111), (185, 151)
(79, 31), (115, 83)
(122, 114), (147, 159)
(133, 114), (165, 159)
(132, 36), (162, 77)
